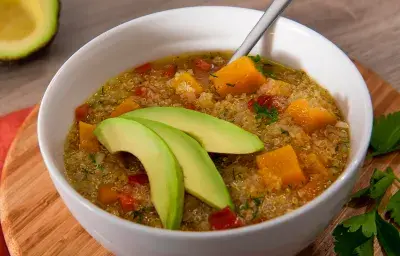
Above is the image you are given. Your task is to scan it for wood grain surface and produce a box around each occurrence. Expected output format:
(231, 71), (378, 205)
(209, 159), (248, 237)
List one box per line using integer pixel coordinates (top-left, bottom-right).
(0, 61), (399, 256)
(0, 0), (400, 116)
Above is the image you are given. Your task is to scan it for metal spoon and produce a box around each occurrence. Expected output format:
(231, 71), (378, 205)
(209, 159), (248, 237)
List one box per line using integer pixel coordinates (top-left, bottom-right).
(229, 0), (293, 63)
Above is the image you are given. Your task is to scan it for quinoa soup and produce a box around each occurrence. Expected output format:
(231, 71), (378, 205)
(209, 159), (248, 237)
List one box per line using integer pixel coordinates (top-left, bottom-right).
(64, 52), (350, 231)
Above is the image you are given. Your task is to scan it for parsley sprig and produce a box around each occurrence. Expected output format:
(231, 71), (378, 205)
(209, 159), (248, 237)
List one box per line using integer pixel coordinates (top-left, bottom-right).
(370, 112), (400, 157)
(253, 102), (279, 124)
(249, 54), (277, 79)
(333, 167), (400, 256)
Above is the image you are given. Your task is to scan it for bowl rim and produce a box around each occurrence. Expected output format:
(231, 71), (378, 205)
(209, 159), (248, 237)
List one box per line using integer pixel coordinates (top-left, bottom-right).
(38, 5), (373, 239)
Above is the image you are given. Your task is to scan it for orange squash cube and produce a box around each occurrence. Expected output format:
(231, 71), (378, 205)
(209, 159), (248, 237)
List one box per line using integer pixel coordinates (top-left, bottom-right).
(98, 184), (119, 205)
(210, 56), (267, 97)
(79, 121), (99, 152)
(171, 72), (203, 95)
(286, 99), (336, 133)
(110, 97), (140, 117)
(257, 145), (306, 187)
(303, 153), (330, 177)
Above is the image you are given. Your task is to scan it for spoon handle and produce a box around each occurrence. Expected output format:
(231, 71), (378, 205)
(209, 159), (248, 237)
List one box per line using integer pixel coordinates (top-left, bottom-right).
(229, 0), (293, 63)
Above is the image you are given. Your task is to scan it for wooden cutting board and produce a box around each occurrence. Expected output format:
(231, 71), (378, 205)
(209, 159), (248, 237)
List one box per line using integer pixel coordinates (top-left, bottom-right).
(1, 60), (399, 256)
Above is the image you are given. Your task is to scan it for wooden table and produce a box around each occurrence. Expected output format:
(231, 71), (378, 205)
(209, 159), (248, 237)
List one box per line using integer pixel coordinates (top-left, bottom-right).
(0, 0), (400, 116)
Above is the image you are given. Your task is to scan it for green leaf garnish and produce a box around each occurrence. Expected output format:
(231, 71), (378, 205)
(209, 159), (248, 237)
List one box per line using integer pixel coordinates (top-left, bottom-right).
(210, 73), (218, 78)
(333, 223), (371, 256)
(370, 111), (400, 157)
(386, 190), (400, 226)
(375, 212), (400, 256)
(354, 237), (374, 256)
(249, 54), (261, 63)
(342, 211), (377, 237)
(334, 165), (400, 256)
(253, 102), (279, 124)
(350, 167), (395, 200)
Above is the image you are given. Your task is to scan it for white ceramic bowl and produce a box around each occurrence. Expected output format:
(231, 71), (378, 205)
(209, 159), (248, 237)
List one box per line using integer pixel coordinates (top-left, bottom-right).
(38, 6), (373, 256)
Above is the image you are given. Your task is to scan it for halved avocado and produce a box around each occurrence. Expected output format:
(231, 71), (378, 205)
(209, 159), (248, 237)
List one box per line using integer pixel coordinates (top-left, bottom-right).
(0, 0), (60, 61)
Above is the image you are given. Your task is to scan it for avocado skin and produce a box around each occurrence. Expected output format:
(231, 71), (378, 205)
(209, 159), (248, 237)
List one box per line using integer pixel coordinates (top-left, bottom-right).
(0, 0), (61, 64)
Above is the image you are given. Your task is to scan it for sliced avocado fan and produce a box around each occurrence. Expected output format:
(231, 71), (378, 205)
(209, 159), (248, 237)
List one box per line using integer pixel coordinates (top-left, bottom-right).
(94, 118), (184, 230)
(126, 117), (234, 210)
(122, 107), (264, 154)
(0, 0), (60, 61)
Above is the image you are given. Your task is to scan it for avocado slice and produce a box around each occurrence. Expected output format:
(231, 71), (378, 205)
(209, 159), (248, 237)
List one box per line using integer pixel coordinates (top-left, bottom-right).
(0, 0), (60, 61)
(126, 117), (234, 210)
(93, 118), (184, 229)
(122, 107), (264, 154)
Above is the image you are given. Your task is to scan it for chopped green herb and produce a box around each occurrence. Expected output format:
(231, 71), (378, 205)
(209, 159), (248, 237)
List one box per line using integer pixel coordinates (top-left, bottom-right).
(89, 153), (96, 164)
(89, 153), (105, 171)
(253, 102), (279, 124)
(251, 196), (264, 220)
(370, 111), (400, 157)
(263, 69), (277, 79)
(226, 83), (235, 87)
(210, 73), (218, 78)
(249, 54), (261, 63)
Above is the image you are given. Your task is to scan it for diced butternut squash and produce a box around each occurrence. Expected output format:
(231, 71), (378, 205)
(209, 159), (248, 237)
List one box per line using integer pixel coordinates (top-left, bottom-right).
(171, 72), (203, 94)
(79, 121), (99, 152)
(210, 56), (267, 97)
(302, 153), (330, 177)
(286, 99), (336, 133)
(257, 145), (306, 187)
(297, 174), (327, 201)
(110, 97), (140, 117)
(259, 78), (292, 97)
(98, 184), (119, 205)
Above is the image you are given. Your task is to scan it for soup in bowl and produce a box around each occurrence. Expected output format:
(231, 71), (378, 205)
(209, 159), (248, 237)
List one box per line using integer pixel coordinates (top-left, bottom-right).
(38, 6), (372, 256)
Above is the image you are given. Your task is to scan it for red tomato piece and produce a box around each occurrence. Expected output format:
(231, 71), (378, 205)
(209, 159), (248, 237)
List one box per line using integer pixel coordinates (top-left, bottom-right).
(247, 99), (255, 112)
(134, 86), (147, 97)
(209, 206), (243, 230)
(162, 64), (177, 78)
(193, 58), (212, 71)
(256, 95), (274, 108)
(118, 193), (136, 212)
(135, 63), (152, 74)
(128, 173), (149, 185)
(75, 103), (90, 122)
(184, 103), (196, 110)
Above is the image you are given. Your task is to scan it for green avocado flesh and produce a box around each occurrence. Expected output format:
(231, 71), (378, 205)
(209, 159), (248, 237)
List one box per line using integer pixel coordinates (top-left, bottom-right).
(125, 117), (234, 210)
(0, 0), (60, 61)
(122, 107), (264, 154)
(93, 118), (184, 230)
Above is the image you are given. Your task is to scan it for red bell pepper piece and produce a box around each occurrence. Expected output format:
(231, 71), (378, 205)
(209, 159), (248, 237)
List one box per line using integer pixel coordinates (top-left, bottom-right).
(162, 64), (177, 78)
(75, 103), (90, 122)
(193, 58), (212, 71)
(128, 173), (149, 185)
(135, 63), (152, 74)
(118, 193), (136, 212)
(209, 206), (243, 230)
(134, 86), (147, 97)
